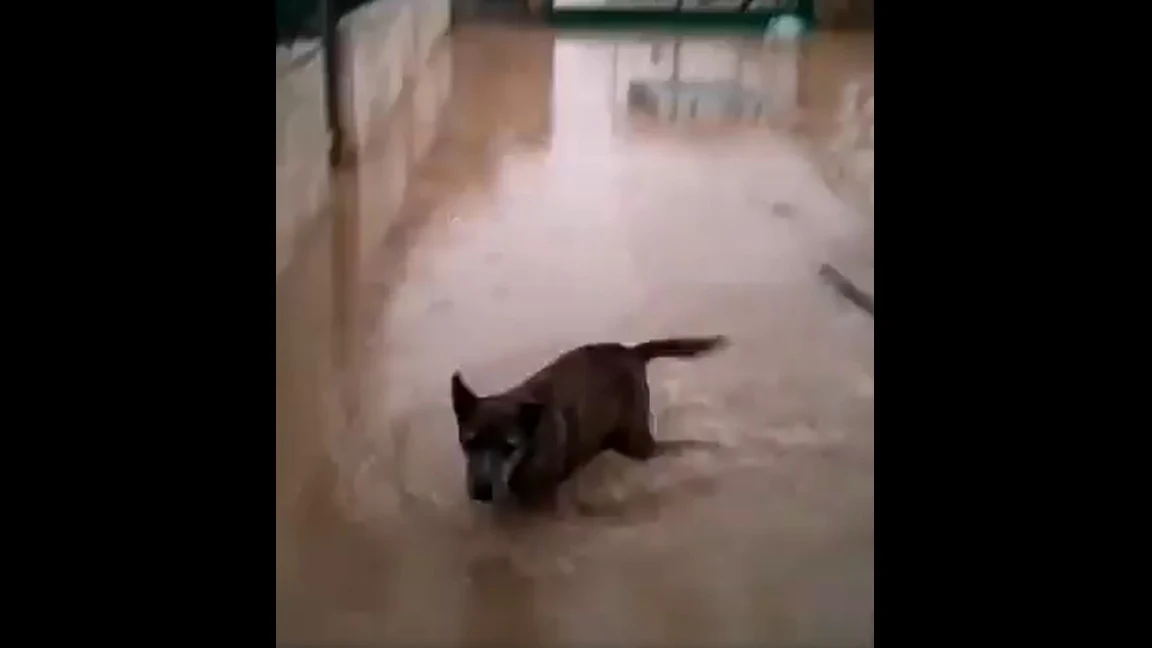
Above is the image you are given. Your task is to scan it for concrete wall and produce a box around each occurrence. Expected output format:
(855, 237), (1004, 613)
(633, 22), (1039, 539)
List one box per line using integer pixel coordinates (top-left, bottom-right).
(277, 45), (330, 276)
(276, 0), (452, 276)
(339, 0), (452, 156)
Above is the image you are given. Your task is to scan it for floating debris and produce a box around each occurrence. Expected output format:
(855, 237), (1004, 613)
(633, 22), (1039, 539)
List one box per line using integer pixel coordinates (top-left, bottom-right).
(819, 264), (874, 317)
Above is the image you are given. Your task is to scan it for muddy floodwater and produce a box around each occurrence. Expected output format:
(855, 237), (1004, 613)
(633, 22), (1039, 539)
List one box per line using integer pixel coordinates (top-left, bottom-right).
(276, 25), (874, 648)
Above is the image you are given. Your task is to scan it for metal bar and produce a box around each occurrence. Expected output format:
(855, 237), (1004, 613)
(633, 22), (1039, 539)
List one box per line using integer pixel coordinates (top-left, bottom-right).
(670, 38), (681, 121)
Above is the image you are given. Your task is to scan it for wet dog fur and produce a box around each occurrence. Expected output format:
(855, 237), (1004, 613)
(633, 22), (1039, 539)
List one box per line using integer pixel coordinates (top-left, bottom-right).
(450, 336), (728, 507)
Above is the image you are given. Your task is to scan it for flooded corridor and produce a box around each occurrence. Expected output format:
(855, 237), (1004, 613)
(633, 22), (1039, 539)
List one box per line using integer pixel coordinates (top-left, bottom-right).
(276, 24), (874, 648)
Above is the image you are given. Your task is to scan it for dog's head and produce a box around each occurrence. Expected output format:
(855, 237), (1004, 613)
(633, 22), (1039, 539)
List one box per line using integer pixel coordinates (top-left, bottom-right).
(451, 371), (544, 503)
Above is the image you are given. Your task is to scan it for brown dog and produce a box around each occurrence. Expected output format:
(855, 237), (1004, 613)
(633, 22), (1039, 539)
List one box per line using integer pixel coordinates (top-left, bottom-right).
(451, 336), (728, 506)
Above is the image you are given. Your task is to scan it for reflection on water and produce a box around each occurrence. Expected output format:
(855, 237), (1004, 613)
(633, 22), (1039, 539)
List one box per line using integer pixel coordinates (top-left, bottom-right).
(616, 38), (800, 126)
(277, 25), (873, 647)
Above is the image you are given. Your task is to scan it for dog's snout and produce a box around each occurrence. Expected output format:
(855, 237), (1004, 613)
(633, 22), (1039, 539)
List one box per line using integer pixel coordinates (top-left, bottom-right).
(469, 480), (493, 502)
(467, 452), (502, 503)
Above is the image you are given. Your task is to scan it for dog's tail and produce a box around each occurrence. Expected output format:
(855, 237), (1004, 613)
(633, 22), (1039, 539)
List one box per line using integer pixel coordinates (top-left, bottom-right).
(631, 336), (729, 362)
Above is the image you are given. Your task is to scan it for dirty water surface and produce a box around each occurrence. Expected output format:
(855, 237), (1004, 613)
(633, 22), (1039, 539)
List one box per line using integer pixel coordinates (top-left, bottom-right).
(276, 26), (874, 648)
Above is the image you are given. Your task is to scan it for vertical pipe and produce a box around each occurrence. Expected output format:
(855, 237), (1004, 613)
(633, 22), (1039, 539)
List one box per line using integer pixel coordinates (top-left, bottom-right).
(321, 0), (345, 166)
(670, 38), (681, 121)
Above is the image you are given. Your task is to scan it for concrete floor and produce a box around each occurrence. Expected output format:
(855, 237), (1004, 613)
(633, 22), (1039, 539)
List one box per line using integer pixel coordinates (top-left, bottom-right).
(276, 25), (873, 647)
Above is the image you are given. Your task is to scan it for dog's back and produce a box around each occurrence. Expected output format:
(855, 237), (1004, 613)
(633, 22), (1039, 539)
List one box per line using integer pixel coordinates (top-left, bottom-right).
(516, 336), (727, 430)
(513, 336), (728, 485)
(520, 336), (727, 391)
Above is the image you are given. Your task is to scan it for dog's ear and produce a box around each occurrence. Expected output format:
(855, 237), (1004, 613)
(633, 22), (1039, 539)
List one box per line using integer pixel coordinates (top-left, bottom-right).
(517, 401), (545, 432)
(451, 371), (479, 421)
